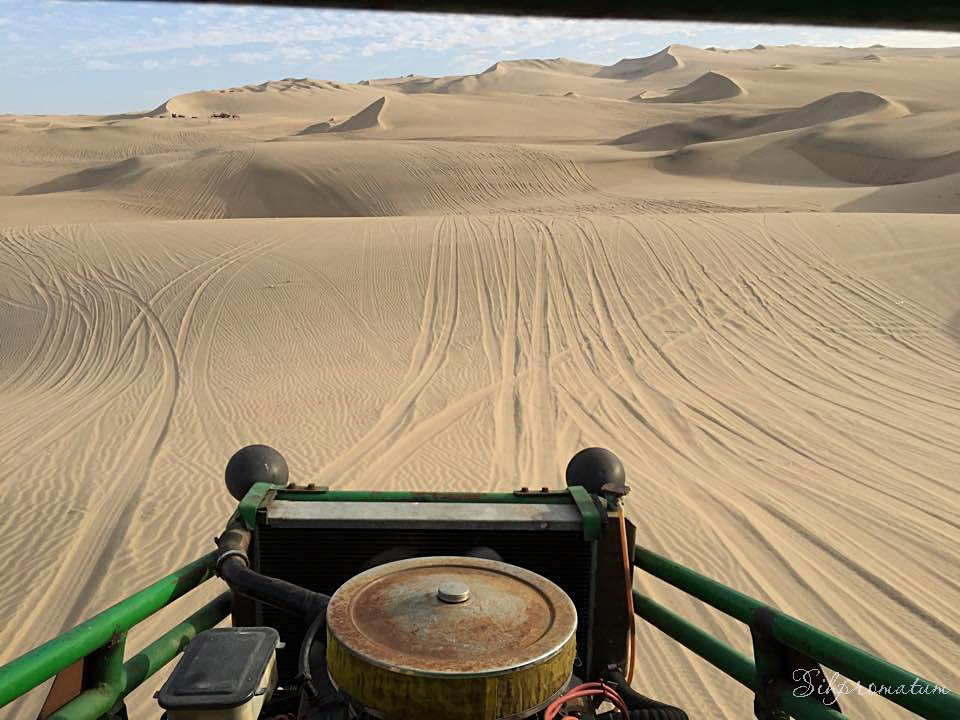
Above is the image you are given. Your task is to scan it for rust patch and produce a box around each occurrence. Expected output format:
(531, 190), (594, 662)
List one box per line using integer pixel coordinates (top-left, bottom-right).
(326, 555), (576, 676)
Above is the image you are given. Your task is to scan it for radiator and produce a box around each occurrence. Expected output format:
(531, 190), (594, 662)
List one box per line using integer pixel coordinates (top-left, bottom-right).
(237, 497), (627, 684)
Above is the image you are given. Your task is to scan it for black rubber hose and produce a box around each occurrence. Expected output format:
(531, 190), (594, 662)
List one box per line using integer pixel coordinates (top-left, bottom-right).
(219, 556), (329, 620)
(298, 608), (328, 700)
(605, 668), (689, 720)
(215, 518), (329, 620)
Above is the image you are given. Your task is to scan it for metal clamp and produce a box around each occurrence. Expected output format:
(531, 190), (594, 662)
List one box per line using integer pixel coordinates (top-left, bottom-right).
(750, 606), (841, 720)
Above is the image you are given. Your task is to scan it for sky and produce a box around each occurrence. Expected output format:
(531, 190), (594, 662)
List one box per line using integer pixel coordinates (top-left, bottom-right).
(2, 1), (960, 114)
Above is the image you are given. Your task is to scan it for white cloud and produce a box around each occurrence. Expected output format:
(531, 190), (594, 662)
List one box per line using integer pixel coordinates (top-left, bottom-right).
(229, 51), (272, 65)
(188, 54), (216, 67)
(64, 10), (701, 59)
(451, 51), (495, 72)
(142, 58), (160, 70)
(278, 45), (311, 60)
(836, 29), (960, 47)
(312, 51), (345, 64)
(84, 58), (122, 71)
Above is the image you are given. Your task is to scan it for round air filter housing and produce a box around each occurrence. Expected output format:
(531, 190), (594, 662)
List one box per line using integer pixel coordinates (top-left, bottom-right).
(325, 555), (577, 720)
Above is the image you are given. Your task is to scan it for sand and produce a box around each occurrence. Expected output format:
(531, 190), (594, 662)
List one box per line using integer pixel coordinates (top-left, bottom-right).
(0, 43), (958, 720)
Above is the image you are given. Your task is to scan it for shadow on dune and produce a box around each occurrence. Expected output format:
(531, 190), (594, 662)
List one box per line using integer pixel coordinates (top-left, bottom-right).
(948, 310), (960, 349)
(17, 157), (143, 195)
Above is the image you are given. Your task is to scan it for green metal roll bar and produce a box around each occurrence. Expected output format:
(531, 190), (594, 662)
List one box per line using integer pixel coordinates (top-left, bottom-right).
(0, 553), (229, 720)
(631, 546), (958, 720)
(0, 545), (955, 720)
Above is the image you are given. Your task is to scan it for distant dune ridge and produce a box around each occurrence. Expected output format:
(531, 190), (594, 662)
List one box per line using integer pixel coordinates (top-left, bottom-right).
(1, 42), (959, 720)
(298, 96), (389, 134)
(595, 46), (683, 78)
(613, 91), (906, 149)
(641, 71), (745, 102)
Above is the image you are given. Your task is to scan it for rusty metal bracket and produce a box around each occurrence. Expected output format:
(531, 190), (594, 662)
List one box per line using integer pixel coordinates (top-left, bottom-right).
(512, 487), (570, 496)
(283, 484), (330, 492)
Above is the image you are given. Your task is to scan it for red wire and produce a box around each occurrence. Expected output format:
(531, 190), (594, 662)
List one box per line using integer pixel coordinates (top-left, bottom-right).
(547, 689), (627, 720)
(545, 682), (630, 720)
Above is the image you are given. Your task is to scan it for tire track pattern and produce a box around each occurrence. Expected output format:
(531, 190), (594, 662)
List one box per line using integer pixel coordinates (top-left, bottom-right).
(1, 214), (957, 720)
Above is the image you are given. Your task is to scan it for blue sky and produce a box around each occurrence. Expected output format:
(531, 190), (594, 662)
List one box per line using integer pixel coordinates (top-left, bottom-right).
(3, 1), (960, 114)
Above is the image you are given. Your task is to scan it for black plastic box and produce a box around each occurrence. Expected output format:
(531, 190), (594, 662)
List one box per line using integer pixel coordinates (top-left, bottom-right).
(157, 627), (279, 714)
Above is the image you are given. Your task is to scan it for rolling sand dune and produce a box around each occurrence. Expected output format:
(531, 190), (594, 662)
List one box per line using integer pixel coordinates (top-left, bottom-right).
(595, 46), (683, 78)
(11, 140), (739, 220)
(1, 42), (958, 720)
(300, 95), (390, 133)
(159, 77), (386, 118)
(642, 71), (745, 103)
(384, 58), (606, 96)
(614, 91), (905, 149)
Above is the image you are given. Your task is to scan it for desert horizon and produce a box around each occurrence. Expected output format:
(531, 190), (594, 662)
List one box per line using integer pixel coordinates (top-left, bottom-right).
(1, 38), (959, 720)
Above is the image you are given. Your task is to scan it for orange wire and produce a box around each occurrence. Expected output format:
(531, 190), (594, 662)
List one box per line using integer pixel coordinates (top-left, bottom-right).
(619, 506), (636, 686)
(546, 683), (630, 720)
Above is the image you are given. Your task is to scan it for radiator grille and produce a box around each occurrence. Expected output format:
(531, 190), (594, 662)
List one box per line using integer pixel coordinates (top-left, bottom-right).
(253, 526), (595, 682)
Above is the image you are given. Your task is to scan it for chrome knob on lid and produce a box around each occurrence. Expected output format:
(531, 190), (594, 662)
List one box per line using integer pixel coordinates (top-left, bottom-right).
(437, 581), (470, 603)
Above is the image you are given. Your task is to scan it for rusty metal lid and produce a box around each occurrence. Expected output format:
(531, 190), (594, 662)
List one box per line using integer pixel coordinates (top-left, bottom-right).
(326, 556), (577, 677)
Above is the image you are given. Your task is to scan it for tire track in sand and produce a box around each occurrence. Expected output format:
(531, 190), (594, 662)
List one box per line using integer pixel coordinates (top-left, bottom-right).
(2, 268), (180, 653)
(312, 217), (460, 487)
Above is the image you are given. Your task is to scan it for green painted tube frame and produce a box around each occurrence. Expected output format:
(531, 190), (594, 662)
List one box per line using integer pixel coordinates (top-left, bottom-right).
(0, 552), (218, 708)
(1, 529), (956, 720)
(633, 544), (959, 720)
(46, 593), (233, 720)
(632, 590), (759, 690)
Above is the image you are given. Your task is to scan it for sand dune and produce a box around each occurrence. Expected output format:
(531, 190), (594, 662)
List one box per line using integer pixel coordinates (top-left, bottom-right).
(1, 42), (958, 720)
(642, 71), (745, 103)
(615, 90), (906, 149)
(299, 96), (389, 133)
(11, 139), (744, 220)
(387, 59), (610, 97)
(840, 171), (960, 213)
(158, 77), (384, 118)
(595, 46), (683, 78)
(651, 108), (960, 189)
(793, 113), (960, 185)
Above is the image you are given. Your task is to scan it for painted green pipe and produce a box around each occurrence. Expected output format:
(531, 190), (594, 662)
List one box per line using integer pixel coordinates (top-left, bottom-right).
(44, 687), (117, 720)
(633, 590), (850, 720)
(770, 614), (960, 720)
(83, 632), (126, 701)
(274, 490), (574, 503)
(633, 544), (958, 720)
(122, 591), (232, 695)
(632, 589), (758, 689)
(46, 592), (233, 720)
(0, 552), (217, 707)
(779, 691), (848, 720)
(634, 545), (766, 624)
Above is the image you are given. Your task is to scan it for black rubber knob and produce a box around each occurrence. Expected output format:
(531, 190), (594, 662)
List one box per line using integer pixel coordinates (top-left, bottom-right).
(565, 447), (625, 495)
(225, 444), (289, 501)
